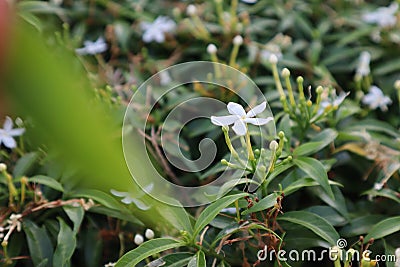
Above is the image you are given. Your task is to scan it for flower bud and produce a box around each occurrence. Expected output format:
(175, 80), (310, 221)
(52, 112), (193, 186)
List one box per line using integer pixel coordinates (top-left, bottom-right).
(233, 35), (243, 46)
(207, 44), (217, 54)
(134, 233), (144, 245)
(269, 54), (278, 64)
(281, 68), (290, 77)
(269, 140), (278, 150)
(186, 4), (197, 16)
(145, 228), (155, 239)
(316, 86), (323, 94)
(221, 159), (228, 165)
(0, 163), (6, 172)
(395, 80), (400, 90)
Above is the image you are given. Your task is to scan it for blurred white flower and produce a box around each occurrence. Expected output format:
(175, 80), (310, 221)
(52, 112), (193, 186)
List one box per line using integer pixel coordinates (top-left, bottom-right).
(159, 71), (172, 86)
(318, 90), (349, 115)
(221, 207), (237, 214)
(141, 16), (176, 43)
(0, 163), (6, 172)
(211, 102), (273, 136)
(260, 47), (282, 63)
(373, 182), (383, 190)
(7, 214), (22, 232)
(75, 37), (107, 55)
(110, 183), (153, 210)
(356, 51), (371, 77)
(145, 228), (155, 239)
(0, 116), (25, 149)
(241, 0), (257, 3)
(362, 2), (398, 28)
(134, 233), (144, 245)
(362, 85), (392, 111)
(104, 262), (116, 267)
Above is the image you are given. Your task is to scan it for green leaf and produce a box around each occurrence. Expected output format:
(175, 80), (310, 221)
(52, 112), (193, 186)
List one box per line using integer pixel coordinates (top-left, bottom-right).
(293, 157), (334, 199)
(53, 218), (76, 267)
(193, 193), (248, 238)
(63, 205), (84, 235)
(241, 193), (279, 215)
(162, 253), (193, 267)
(361, 189), (400, 204)
(340, 215), (386, 238)
(28, 175), (64, 192)
(115, 238), (185, 267)
(365, 216), (400, 242)
(293, 129), (338, 156)
(13, 152), (39, 177)
(187, 252), (206, 267)
(156, 205), (193, 234)
(278, 211), (339, 246)
(23, 220), (53, 267)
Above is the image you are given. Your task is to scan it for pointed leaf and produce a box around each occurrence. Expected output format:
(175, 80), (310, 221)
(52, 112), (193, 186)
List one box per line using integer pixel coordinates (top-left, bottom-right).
(28, 175), (64, 192)
(365, 216), (400, 242)
(53, 218), (76, 267)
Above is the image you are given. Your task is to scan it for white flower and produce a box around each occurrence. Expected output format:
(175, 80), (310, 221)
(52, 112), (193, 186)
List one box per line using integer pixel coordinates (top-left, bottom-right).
(362, 85), (392, 111)
(145, 228), (155, 239)
(104, 262), (116, 267)
(211, 102), (273, 136)
(318, 90), (349, 115)
(110, 183), (153, 210)
(260, 49), (282, 64)
(269, 140), (279, 150)
(134, 233), (144, 245)
(7, 214), (22, 232)
(362, 2), (398, 28)
(141, 16), (176, 43)
(373, 182), (383, 190)
(0, 116), (25, 149)
(356, 51), (371, 77)
(186, 4), (197, 16)
(75, 37), (107, 55)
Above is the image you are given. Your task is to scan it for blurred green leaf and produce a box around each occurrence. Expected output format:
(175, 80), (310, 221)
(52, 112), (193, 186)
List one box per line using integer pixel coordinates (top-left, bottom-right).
(63, 205), (84, 235)
(13, 152), (39, 178)
(28, 175), (64, 192)
(23, 220), (53, 267)
(278, 211), (340, 246)
(364, 216), (400, 242)
(115, 238), (186, 267)
(293, 157), (334, 199)
(294, 129), (338, 156)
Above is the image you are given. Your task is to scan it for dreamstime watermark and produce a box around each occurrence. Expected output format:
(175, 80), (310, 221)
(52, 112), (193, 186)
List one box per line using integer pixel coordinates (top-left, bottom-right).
(257, 238), (398, 263)
(122, 61), (276, 207)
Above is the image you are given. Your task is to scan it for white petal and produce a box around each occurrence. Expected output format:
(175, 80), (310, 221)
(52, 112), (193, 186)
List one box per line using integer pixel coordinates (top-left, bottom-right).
(227, 102), (246, 116)
(8, 128), (25, 137)
(244, 117), (273, 126)
(232, 119), (247, 136)
(132, 199), (151, 210)
(3, 116), (13, 131)
(211, 115), (239, 126)
(246, 102), (267, 117)
(2, 136), (16, 148)
(110, 189), (129, 197)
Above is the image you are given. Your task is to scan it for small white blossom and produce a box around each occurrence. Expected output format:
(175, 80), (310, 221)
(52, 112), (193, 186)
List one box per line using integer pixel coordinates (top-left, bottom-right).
(141, 16), (176, 43)
(356, 51), (371, 77)
(104, 262), (116, 267)
(134, 233), (144, 245)
(318, 90), (349, 115)
(7, 214), (22, 232)
(362, 85), (392, 111)
(260, 45), (282, 63)
(373, 182), (383, 190)
(362, 2), (398, 28)
(207, 44), (218, 54)
(110, 184), (153, 210)
(0, 116), (25, 149)
(75, 37), (107, 55)
(0, 163), (6, 172)
(211, 102), (273, 136)
(145, 228), (155, 239)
